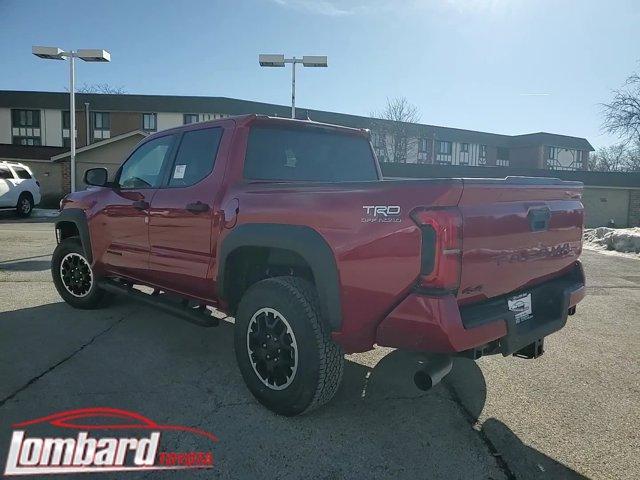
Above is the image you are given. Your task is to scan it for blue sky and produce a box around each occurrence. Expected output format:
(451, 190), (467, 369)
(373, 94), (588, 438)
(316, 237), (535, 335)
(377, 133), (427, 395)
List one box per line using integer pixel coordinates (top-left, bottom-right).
(0, 0), (638, 148)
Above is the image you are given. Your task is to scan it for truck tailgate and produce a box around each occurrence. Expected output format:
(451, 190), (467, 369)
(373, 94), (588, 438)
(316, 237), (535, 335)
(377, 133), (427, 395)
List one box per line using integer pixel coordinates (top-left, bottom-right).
(457, 178), (584, 304)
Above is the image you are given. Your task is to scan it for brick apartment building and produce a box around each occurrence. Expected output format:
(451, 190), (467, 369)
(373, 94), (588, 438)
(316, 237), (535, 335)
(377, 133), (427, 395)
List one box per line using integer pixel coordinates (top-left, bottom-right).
(1, 89), (639, 227)
(0, 90), (593, 169)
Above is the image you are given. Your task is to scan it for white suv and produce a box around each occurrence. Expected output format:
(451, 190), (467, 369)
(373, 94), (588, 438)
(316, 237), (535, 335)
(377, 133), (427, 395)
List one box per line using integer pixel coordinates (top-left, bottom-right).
(0, 161), (41, 217)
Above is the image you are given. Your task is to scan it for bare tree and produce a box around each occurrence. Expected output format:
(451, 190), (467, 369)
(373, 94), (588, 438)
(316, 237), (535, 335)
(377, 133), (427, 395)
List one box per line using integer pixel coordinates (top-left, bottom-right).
(623, 141), (640, 171)
(589, 142), (640, 172)
(371, 97), (421, 163)
(602, 71), (640, 145)
(71, 83), (127, 94)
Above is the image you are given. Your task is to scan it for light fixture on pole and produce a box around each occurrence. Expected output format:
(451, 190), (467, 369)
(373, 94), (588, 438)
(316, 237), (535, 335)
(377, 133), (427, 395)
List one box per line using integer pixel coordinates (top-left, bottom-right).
(259, 54), (327, 119)
(32, 46), (111, 193)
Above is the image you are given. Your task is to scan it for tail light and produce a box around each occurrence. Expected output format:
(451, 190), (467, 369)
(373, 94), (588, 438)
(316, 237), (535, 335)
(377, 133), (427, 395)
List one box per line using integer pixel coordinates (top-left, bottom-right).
(411, 207), (462, 291)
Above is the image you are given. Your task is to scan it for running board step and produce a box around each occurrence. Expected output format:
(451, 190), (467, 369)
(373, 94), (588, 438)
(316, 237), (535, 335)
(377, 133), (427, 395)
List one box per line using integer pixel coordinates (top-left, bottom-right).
(98, 279), (220, 328)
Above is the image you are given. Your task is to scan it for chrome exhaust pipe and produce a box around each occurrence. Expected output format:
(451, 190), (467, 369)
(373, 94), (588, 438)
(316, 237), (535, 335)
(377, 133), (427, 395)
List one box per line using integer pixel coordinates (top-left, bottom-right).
(414, 355), (453, 391)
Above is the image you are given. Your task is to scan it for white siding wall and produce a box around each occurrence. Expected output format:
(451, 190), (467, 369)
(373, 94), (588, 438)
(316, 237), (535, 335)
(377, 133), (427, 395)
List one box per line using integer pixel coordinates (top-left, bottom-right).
(0, 108), (11, 144)
(43, 109), (63, 146)
(156, 112), (182, 131)
(371, 133), (487, 166)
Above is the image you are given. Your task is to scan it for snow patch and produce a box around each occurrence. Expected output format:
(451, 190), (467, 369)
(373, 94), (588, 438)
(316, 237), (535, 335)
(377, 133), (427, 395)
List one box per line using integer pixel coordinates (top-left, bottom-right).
(583, 227), (640, 257)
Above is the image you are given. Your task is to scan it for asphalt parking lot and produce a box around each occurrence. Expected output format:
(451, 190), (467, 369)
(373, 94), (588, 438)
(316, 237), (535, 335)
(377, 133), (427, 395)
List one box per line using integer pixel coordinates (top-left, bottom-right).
(0, 215), (638, 479)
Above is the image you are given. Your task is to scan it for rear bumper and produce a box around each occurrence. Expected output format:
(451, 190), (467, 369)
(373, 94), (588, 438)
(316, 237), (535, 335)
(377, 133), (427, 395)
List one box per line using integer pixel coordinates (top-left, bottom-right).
(375, 261), (585, 355)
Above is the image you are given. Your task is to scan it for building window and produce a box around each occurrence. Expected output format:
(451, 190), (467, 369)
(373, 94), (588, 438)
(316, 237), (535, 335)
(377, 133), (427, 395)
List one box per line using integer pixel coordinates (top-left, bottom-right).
(61, 111), (77, 148)
(479, 144), (487, 165)
(461, 143), (469, 153)
(62, 111), (70, 130)
(496, 147), (510, 166)
(435, 141), (453, 165)
(142, 113), (157, 131)
(12, 109), (40, 128)
(438, 141), (452, 155)
(183, 114), (199, 125)
(417, 138), (429, 162)
(92, 112), (111, 141)
(11, 109), (41, 145)
(547, 146), (580, 170)
(200, 113), (229, 121)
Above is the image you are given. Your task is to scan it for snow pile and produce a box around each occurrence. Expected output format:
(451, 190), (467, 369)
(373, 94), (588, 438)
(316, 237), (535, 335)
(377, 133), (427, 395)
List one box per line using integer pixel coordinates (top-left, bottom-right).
(583, 227), (640, 254)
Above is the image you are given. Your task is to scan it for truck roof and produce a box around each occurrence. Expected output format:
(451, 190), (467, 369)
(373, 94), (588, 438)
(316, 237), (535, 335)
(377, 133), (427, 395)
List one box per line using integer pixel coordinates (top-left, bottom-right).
(147, 114), (370, 140)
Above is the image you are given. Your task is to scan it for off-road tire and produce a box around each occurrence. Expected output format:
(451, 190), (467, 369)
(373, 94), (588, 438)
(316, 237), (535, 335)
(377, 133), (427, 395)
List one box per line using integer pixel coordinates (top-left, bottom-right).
(16, 193), (33, 217)
(51, 237), (109, 309)
(234, 276), (344, 416)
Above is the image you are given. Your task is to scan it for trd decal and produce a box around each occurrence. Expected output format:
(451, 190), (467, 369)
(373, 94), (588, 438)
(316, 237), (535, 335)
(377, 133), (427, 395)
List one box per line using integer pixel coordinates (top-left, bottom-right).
(362, 205), (402, 223)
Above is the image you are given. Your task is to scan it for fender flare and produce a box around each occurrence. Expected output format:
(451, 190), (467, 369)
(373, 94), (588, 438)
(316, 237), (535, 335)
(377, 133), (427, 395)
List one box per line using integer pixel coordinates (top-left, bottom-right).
(218, 223), (342, 330)
(55, 208), (93, 263)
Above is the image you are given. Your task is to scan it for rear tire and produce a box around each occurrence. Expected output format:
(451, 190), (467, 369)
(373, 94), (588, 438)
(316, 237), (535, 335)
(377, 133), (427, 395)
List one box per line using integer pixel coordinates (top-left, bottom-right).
(16, 193), (33, 217)
(51, 238), (109, 309)
(234, 276), (344, 416)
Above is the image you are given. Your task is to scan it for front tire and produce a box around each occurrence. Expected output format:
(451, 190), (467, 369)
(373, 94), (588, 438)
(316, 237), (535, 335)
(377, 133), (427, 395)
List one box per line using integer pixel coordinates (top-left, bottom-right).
(16, 193), (33, 217)
(51, 238), (108, 309)
(234, 276), (344, 416)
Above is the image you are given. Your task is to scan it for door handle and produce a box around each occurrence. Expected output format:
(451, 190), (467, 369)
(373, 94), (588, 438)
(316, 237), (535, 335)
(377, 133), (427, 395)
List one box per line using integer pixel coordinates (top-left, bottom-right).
(186, 201), (210, 213)
(221, 198), (240, 229)
(132, 200), (149, 210)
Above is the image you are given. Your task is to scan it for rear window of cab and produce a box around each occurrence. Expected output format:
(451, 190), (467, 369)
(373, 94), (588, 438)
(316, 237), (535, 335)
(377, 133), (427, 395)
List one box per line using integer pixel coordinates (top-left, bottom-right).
(244, 126), (379, 182)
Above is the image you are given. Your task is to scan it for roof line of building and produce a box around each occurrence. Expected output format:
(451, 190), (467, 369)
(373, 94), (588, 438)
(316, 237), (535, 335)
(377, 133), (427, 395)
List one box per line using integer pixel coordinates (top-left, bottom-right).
(0, 90), (594, 151)
(50, 130), (148, 161)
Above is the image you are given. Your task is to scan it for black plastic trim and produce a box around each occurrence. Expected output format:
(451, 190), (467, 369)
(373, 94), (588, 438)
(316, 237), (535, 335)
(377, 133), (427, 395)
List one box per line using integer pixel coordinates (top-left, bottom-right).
(218, 223), (342, 330)
(459, 263), (585, 356)
(55, 208), (93, 263)
(99, 279), (219, 328)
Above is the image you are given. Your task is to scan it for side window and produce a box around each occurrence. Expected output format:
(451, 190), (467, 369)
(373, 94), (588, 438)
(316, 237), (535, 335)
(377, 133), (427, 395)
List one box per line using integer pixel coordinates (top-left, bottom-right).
(0, 167), (12, 180)
(118, 135), (175, 189)
(168, 128), (222, 187)
(13, 167), (32, 179)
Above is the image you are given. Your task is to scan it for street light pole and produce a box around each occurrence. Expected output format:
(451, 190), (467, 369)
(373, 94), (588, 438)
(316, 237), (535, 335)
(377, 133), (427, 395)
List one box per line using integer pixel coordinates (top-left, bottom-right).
(259, 54), (328, 119)
(290, 57), (296, 119)
(32, 46), (110, 193)
(69, 52), (76, 193)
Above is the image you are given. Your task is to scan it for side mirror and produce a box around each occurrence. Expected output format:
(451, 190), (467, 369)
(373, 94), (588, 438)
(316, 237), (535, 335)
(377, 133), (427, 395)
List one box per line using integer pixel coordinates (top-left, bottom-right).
(84, 168), (109, 187)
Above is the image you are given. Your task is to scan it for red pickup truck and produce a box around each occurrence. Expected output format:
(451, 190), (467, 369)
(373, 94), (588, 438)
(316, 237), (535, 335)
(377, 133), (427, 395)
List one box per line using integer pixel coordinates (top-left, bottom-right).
(52, 115), (586, 416)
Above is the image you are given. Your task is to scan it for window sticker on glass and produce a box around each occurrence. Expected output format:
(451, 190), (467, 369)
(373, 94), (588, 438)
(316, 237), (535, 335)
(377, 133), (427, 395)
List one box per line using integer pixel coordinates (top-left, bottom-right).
(173, 164), (186, 179)
(284, 148), (297, 168)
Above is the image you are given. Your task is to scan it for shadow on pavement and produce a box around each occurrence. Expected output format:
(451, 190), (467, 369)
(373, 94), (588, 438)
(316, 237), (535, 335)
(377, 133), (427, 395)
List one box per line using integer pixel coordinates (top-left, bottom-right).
(480, 418), (589, 480)
(0, 259), (51, 271)
(0, 300), (589, 479)
(0, 211), (55, 223)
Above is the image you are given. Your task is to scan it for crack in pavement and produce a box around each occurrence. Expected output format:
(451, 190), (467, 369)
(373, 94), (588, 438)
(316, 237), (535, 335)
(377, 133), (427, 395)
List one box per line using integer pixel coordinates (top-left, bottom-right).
(0, 313), (128, 408)
(442, 381), (516, 480)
